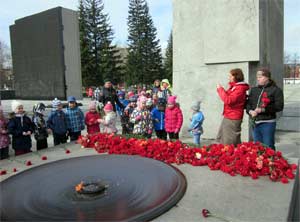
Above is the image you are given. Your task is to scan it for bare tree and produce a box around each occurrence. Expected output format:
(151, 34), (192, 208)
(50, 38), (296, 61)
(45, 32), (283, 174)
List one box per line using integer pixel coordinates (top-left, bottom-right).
(0, 40), (12, 69)
(284, 51), (291, 78)
(291, 53), (299, 83)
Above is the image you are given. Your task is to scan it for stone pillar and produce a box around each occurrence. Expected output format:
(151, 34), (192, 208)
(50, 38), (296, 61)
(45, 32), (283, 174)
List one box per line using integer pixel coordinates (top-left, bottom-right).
(173, 0), (283, 141)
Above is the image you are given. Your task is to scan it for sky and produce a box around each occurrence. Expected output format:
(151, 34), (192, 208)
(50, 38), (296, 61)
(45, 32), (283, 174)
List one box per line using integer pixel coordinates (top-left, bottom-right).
(0, 0), (299, 57)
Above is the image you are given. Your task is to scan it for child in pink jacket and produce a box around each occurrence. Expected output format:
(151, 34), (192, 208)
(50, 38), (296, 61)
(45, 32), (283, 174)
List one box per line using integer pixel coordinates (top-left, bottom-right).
(165, 96), (183, 140)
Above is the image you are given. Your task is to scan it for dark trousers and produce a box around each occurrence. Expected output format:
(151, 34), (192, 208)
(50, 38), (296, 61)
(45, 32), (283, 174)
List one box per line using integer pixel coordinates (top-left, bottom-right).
(15, 149), (31, 156)
(53, 133), (67, 146)
(155, 130), (167, 140)
(69, 131), (81, 141)
(36, 139), (48, 150)
(0, 147), (9, 159)
(168, 132), (179, 140)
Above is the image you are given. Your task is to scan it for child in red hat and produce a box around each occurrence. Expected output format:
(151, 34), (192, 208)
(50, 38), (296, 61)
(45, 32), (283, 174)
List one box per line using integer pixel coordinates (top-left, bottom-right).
(85, 101), (101, 134)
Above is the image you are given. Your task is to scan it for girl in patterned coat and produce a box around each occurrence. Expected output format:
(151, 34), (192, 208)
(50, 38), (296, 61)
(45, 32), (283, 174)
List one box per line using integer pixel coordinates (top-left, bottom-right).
(130, 96), (153, 138)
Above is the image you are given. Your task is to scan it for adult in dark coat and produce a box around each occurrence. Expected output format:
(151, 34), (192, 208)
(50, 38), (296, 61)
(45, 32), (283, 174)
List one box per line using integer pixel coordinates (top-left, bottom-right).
(99, 80), (125, 112)
(246, 68), (284, 150)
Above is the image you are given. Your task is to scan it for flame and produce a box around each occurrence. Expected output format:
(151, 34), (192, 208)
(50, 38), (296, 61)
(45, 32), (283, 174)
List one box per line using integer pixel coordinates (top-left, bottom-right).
(75, 181), (84, 192)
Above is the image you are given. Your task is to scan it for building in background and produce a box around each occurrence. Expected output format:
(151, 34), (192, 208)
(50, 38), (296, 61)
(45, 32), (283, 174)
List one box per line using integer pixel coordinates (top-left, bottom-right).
(10, 7), (82, 100)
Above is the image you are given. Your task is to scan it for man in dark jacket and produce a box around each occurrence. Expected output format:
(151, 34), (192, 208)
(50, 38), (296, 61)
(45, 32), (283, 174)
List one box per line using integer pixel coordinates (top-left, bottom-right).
(246, 68), (284, 150)
(99, 79), (125, 112)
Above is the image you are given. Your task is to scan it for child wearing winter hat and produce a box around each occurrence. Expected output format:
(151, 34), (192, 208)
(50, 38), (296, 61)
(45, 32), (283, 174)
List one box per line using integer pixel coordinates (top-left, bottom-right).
(0, 105), (10, 159)
(158, 79), (172, 100)
(99, 102), (118, 134)
(85, 101), (101, 134)
(130, 96), (153, 138)
(65, 96), (85, 141)
(32, 103), (48, 150)
(165, 96), (183, 140)
(116, 91), (129, 116)
(188, 100), (204, 145)
(8, 101), (33, 156)
(121, 96), (137, 135)
(47, 98), (68, 145)
(151, 98), (167, 140)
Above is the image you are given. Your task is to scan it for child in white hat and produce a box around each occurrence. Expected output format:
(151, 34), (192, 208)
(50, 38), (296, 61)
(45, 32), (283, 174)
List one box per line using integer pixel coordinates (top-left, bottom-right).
(8, 100), (33, 156)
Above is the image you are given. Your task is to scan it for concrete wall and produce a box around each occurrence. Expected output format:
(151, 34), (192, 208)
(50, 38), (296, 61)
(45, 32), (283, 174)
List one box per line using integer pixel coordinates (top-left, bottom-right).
(61, 8), (82, 100)
(10, 7), (82, 100)
(173, 0), (283, 141)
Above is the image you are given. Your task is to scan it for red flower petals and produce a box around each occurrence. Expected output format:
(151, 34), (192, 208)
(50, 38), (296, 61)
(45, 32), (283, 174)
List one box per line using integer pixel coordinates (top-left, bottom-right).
(0, 170), (7, 175)
(26, 161), (32, 166)
(41, 156), (47, 160)
(202, 209), (211, 218)
(65, 149), (71, 154)
(13, 168), (17, 172)
(77, 133), (297, 183)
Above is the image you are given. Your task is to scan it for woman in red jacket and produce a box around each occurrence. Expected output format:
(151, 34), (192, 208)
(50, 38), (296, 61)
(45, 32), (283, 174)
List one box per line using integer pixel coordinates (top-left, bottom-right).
(165, 96), (183, 140)
(216, 68), (249, 146)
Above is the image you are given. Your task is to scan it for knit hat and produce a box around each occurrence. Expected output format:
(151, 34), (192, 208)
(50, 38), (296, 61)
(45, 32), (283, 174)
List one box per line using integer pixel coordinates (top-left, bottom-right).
(67, 96), (76, 103)
(89, 101), (96, 110)
(52, 98), (62, 109)
(167, 96), (177, 105)
(146, 98), (153, 106)
(191, 100), (201, 111)
(128, 91), (135, 98)
(11, 100), (22, 111)
(129, 96), (137, 102)
(161, 79), (170, 86)
(117, 91), (125, 97)
(157, 98), (166, 106)
(104, 102), (113, 112)
(138, 96), (147, 109)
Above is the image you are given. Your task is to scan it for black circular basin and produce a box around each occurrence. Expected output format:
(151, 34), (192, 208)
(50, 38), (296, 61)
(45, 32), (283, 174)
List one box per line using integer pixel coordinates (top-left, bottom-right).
(0, 155), (187, 221)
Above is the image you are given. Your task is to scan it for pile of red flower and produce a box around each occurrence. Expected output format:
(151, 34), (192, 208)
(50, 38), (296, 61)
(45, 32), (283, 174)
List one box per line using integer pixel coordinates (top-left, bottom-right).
(77, 133), (298, 184)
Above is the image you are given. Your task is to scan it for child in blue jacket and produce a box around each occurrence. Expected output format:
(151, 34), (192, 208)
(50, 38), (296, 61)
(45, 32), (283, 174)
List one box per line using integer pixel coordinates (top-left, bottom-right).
(151, 98), (167, 140)
(65, 96), (85, 141)
(47, 98), (68, 145)
(188, 101), (204, 145)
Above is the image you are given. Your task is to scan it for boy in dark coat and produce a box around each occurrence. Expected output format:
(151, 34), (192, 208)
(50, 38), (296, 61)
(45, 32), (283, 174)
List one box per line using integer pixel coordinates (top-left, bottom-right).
(47, 98), (68, 146)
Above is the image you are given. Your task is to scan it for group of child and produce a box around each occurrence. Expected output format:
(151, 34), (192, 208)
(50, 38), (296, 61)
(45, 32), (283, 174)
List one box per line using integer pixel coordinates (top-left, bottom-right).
(0, 79), (205, 160)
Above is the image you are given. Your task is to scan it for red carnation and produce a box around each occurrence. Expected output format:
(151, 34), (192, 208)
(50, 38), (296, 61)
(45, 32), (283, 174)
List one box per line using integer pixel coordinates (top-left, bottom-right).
(0, 170), (7, 175)
(26, 161), (32, 166)
(280, 177), (289, 184)
(65, 149), (71, 154)
(202, 209), (211, 218)
(269, 170), (278, 181)
(13, 168), (17, 172)
(41, 156), (47, 160)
